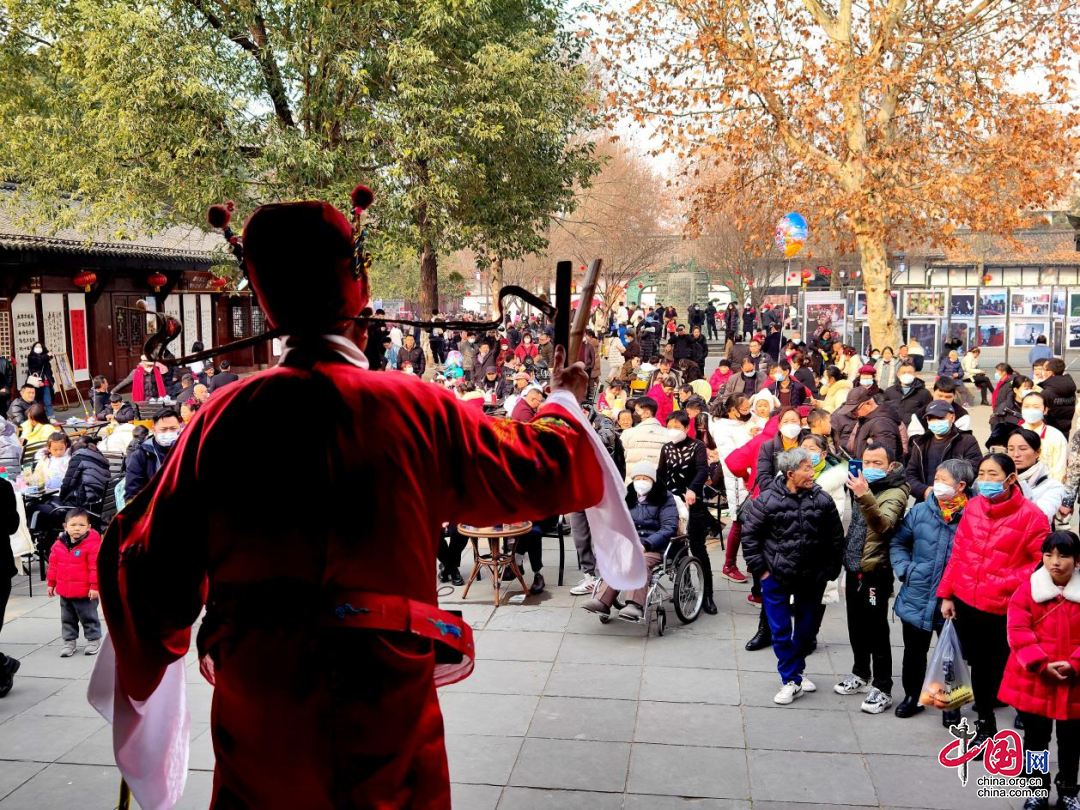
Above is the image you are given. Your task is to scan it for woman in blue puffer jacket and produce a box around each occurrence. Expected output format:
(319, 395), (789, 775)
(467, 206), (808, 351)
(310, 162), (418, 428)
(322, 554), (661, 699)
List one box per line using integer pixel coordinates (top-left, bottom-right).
(889, 458), (975, 720)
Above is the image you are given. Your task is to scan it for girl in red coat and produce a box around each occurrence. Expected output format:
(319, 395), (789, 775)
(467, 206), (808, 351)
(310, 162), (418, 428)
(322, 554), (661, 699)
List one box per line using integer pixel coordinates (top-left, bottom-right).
(46, 509), (102, 657)
(939, 452), (1049, 752)
(999, 531), (1080, 810)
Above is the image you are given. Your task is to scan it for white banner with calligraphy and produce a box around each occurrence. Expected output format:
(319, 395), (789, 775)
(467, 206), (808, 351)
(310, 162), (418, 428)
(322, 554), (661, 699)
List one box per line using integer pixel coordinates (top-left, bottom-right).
(199, 295), (213, 349)
(182, 295), (198, 357)
(41, 293), (68, 363)
(10, 294), (38, 383)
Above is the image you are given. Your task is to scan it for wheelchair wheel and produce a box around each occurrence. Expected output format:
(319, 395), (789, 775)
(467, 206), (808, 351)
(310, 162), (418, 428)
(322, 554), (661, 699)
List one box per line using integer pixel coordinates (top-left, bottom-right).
(656, 606), (666, 636)
(673, 556), (705, 624)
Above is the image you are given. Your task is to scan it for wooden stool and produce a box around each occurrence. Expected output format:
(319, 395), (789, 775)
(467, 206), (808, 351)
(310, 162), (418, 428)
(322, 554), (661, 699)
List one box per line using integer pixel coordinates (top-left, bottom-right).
(457, 522), (534, 605)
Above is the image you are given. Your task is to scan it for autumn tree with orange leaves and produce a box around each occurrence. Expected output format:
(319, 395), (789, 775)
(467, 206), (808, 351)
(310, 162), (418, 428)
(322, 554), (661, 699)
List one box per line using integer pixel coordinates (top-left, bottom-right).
(602, 0), (1080, 347)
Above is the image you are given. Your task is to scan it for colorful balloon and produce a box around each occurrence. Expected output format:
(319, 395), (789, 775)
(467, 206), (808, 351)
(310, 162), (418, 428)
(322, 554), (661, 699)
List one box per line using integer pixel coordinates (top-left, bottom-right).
(774, 212), (808, 259)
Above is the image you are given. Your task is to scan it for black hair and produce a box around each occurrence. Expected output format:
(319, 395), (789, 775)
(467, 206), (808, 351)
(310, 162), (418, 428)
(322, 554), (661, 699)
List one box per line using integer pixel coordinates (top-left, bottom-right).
(19, 384), (34, 393)
(807, 407), (831, 428)
(1043, 531), (1080, 558)
(181, 373), (194, 386)
(718, 358), (731, 368)
(220, 360), (231, 371)
(72, 434), (102, 454)
(46, 431), (70, 449)
(192, 341), (205, 353)
(636, 396), (658, 417)
(607, 380), (625, 391)
(933, 376), (957, 394)
(824, 365), (846, 382)
(996, 363), (1014, 376)
(27, 403), (47, 424)
(980, 452), (1016, 478)
(1036, 335), (1048, 345)
(667, 410), (691, 428)
(1047, 358), (1066, 375)
(721, 393), (748, 417)
(864, 440), (894, 462)
(1011, 375), (1032, 392)
(64, 508), (91, 525)
(110, 393), (124, 404)
(1008, 426), (1042, 453)
(684, 395), (707, 411)
(92, 375), (108, 388)
(153, 408), (181, 425)
(132, 425), (150, 441)
(1021, 390), (1046, 407)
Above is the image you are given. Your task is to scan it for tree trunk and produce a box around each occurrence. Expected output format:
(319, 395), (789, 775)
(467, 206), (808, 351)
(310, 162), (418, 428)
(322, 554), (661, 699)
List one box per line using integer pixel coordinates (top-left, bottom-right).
(419, 239), (438, 370)
(488, 253), (503, 322)
(856, 232), (901, 350)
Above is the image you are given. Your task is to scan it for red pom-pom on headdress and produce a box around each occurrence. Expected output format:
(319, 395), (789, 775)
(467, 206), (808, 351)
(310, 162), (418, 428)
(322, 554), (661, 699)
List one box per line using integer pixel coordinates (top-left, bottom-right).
(208, 202), (234, 229)
(351, 185), (374, 212)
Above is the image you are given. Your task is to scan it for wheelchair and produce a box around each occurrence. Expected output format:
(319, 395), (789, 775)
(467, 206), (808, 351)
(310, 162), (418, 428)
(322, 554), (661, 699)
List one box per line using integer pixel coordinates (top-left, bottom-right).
(589, 535), (705, 636)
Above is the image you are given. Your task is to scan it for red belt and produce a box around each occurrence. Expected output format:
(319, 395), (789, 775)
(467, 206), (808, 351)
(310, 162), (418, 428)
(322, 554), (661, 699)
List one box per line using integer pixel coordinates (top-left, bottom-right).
(317, 590), (475, 687)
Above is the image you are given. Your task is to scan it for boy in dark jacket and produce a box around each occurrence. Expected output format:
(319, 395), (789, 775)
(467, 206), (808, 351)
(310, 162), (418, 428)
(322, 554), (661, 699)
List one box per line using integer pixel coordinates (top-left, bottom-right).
(741, 448), (844, 705)
(46, 509), (102, 657)
(883, 363), (932, 427)
(1039, 358), (1077, 439)
(835, 443), (910, 714)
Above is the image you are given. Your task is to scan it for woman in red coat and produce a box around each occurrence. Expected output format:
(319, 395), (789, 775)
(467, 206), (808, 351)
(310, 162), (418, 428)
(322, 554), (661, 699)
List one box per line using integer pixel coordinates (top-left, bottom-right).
(939, 452), (1049, 751)
(999, 531), (1080, 808)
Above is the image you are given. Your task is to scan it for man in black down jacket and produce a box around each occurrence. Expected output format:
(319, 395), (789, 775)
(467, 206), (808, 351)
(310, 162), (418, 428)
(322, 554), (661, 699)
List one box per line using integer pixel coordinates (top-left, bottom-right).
(125, 410), (181, 501)
(847, 387), (902, 461)
(882, 362), (932, 428)
(1039, 358), (1076, 439)
(904, 401), (982, 500)
(60, 441), (113, 509)
(741, 447), (844, 704)
(669, 325), (694, 362)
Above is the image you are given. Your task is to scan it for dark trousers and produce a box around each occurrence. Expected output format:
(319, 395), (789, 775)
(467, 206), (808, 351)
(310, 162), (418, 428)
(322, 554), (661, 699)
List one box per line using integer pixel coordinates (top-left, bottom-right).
(845, 570), (893, 693)
(971, 373), (993, 403)
(437, 529), (469, 572)
(0, 572), (11, 672)
(60, 596), (100, 642)
(430, 338), (447, 365)
(509, 526), (543, 573)
(761, 576), (824, 684)
(687, 504), (714, 596)
(706, 320), (718, 339)
(953, 597), (1009, 724)
(567, 511), (595, 576)
(1022, 712), (1080, 793)
(900, 620), (941, 698)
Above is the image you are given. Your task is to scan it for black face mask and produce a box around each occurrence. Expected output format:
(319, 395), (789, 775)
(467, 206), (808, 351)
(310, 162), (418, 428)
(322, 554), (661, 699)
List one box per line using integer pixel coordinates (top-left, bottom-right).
(737, 412), (752, 422)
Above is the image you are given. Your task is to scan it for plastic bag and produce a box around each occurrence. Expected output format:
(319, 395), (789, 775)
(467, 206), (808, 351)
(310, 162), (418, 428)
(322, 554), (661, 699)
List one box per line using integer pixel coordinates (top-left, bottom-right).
(920, 619), (974, 710)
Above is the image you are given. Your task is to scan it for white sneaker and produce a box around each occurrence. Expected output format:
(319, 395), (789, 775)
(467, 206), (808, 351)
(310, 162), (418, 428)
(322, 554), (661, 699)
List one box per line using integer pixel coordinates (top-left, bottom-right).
(860, 688), (893, 714)
(774, 681), (804, 705)
(834, 674), (869, 695)
(570, 574), (596, 596)
(800, 677), (817, 693)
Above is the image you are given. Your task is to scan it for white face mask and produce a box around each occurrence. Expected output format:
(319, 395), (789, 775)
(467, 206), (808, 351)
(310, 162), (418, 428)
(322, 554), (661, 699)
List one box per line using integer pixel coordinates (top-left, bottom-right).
(772, 373), (785, 382)
(933, 482), (957, 500)
(156, 430), (179, 447)
(667, 428), (688, 442)
(779, 423), (802, 440)
(860, 377), (874, 387)
(1022, 408), (1044, 425)
(871, 354), (880, 361)
(633, 479), (653, 496)
(899, 374), (915, 386)
(33, 347), (42, 355)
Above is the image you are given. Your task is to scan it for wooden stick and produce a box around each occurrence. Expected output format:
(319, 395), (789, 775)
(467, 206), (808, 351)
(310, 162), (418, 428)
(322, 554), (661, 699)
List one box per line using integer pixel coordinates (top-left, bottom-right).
(568, 258), (602, 365)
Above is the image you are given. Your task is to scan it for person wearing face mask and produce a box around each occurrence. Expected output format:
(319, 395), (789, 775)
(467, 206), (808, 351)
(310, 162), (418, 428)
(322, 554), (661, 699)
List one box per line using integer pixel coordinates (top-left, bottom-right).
(740, 448), (844, 704)
(1006, 427), (1067, 522)
(764, 360), (807, 408)
(111, 354), (167, 403)
(874, 347), (899, 390)
(722, 356), (768, 400)
(991, 362), (1016, 409)
(26, 341), (56, 417)
(1037, 358), (1077, 440)
(834, 442), (910, 714)
(1029, 333), (1053, 375)
(853, 364), (880, 397)
(396, 334), (426, 377)
(123, 409), (182, 501)
(991, 372), (1030, 429)
(755, 407), (805, 493)
(710, 393), (754, 578)
(536, 332), (556, 369)
(939, 453), (1049, 752)
(459, 330), (479, 376)
(581, 461), (679, 622)
(1020, 391), (1068, 482)
(619, 396), (670, 483)
(657, 411), (716, 613)
(846, 387), (903, 462)
(818, 366), (852, 413)
(904, 401), (982, 500)
(890, 459), (975, 721)
(883, 361), (932, 429)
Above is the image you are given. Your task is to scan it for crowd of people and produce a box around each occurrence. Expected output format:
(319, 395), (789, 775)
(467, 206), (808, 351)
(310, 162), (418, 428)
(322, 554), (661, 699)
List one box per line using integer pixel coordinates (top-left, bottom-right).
(358, 298), (1080, 810)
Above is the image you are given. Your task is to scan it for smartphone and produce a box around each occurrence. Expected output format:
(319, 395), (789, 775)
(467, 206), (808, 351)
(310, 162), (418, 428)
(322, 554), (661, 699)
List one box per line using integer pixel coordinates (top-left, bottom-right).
(848, 459), (863, 478)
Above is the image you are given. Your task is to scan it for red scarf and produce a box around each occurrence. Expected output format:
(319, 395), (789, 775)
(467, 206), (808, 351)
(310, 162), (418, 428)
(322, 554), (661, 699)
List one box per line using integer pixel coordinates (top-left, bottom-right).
(132, 366), (165, 401)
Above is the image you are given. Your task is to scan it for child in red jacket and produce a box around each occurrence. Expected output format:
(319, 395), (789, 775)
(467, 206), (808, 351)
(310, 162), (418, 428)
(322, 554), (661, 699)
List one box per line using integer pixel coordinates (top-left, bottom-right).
(46, 509), (102, 657)
(1000, 531), (1080, 810)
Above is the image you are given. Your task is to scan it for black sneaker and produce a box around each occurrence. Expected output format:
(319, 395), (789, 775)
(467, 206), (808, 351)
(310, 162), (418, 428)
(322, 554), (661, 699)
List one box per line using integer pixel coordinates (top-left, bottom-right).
(448, 568), (465, 587)
(0, 656), (19, 698)
(438, 564), (451, 583)
(971, 719), (996, 760)
(529, 573), (546, 595)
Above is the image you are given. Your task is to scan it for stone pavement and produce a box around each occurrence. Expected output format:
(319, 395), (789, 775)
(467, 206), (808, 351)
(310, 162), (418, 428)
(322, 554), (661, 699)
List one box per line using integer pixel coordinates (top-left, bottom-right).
(1, 534), (1027, 809)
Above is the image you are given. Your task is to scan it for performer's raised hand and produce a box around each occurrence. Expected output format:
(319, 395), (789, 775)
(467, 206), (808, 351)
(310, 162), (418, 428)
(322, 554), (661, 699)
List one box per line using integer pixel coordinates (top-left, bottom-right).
(550, 345), (589, 403)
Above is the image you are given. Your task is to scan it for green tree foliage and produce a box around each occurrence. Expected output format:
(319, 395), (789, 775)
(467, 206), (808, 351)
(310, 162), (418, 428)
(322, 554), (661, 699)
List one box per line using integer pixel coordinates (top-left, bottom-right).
(0, 0), (596, 308)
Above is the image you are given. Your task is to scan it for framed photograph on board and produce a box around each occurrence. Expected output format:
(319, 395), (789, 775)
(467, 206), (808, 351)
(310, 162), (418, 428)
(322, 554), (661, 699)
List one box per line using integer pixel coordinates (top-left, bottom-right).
(906, 322), (939, 361)
(1068, 319), (1080, 350)
(979, 292), (1007, 317)
(854, 291), (899, 320)
(1010, 290), (1051, 317)
(1011, 321), (1048, 347)
(977, 319), (1006, 348)
(804, 300), (846, 337)
(944, 321), (973, 353)
(1053, 291), (1067, 317)
(949, 292), (975, 317)
(904, 290), (946, 318)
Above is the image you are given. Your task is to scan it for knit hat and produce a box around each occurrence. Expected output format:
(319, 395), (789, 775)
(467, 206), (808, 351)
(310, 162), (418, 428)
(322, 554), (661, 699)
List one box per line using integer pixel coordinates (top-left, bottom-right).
(858, 364), (876, 376)
(629, 460), (656, 481)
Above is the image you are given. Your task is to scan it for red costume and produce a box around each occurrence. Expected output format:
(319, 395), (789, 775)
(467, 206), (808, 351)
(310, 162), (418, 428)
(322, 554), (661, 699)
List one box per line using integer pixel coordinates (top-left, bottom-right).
(97, 193), (606, 808)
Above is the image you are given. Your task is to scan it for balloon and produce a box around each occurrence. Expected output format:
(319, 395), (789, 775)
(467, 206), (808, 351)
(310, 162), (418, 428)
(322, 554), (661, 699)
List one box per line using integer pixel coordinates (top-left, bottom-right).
(444, 350), (463, 368)
(774, 212), (808, 259)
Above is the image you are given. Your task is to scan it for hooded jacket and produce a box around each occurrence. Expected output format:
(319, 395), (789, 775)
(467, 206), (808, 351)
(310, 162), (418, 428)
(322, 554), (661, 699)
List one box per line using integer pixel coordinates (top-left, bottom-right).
(46, 529), (103, 599)
(999, 567), (1080, 721)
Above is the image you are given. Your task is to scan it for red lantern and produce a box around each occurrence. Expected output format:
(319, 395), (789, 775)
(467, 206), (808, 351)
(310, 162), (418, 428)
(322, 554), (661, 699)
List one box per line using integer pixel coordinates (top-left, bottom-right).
(983, 274), (993, 285)
(818, 266), (831, 276)
(747, 280), (754, 287)
(801, 269), (812, 280)
(73, 271), (97, 292)
(147, 272), (168, 292)
(464, 290), (471, 296)
(637, 283), (643, 289)
(208, 277), (228, 291)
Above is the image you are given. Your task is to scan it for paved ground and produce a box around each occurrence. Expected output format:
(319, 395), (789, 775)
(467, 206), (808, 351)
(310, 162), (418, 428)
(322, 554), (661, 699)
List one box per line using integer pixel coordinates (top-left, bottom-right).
(0, 354), (1036, 809)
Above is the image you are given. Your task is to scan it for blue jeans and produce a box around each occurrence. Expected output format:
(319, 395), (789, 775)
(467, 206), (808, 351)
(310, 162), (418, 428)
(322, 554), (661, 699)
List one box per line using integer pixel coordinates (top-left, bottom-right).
(761, 574), (824, 684)
(36, 385), (53, 417)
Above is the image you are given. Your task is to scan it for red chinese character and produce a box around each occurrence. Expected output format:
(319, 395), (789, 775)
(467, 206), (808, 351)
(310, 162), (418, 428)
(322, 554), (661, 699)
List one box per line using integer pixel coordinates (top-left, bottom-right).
(983, 730), (1023, 777)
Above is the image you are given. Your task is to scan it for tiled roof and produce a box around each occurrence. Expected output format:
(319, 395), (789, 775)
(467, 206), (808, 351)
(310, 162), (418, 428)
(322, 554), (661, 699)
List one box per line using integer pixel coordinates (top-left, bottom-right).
(928, 229), (1080, 267)
(0, 184), (219, 263)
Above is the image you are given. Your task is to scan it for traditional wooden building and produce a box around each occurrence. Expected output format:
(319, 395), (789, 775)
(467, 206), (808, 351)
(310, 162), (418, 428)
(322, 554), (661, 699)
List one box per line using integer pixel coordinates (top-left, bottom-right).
(0, 184), (270, 399)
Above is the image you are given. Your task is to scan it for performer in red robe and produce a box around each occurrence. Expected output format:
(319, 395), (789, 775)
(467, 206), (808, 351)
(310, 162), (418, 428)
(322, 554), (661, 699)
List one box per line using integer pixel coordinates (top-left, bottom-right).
(97, 192), (605, 808)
